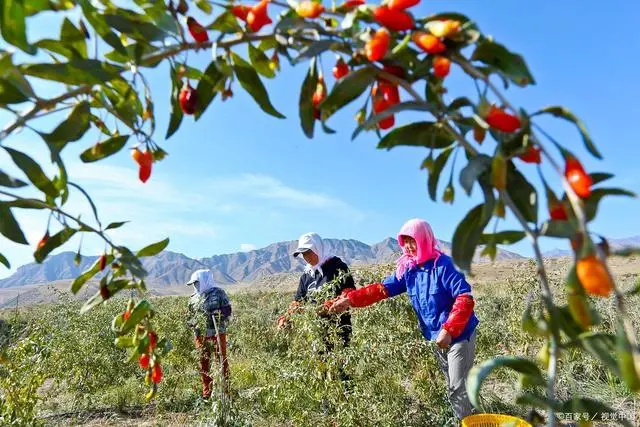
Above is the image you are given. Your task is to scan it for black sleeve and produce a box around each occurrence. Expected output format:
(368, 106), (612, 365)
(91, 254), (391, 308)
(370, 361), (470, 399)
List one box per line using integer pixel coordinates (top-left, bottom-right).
(294, 274), (307, 301)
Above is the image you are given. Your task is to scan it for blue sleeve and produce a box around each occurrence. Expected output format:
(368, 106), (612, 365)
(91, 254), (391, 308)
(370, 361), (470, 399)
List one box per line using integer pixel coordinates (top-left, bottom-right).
(382, 273), (407, 298)
(439, 257), (472, 298)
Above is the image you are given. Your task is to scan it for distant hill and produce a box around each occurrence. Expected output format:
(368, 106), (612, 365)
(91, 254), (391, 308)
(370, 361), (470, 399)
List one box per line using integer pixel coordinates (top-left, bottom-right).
(0, 237), (525, 288)
(542, 236), (640, 258)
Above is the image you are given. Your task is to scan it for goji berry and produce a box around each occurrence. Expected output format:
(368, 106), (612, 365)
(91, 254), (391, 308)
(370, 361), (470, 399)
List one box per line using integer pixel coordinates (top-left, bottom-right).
(99, 284), (109, 300)
(123, 310), (131, 321)
(139, 353), (150, 370)
(332, 57), (349, 79)
(373, 96), (394, 130)
(148, 331), (158, 351)
(564, 157), (592, 198)
(186, 17), (209, 43)
(179, 82), (198, 115)
(549, 201), (568, 220)
(340, 0), (364, 8)
(378, 81), (400, 105)
(412, 31), (446, 54)
(365, 28), (390, 62)
(131, 148), (153, 183)
(151, 363), (163, 383)
(247, 0), (272, 32)
(518, 146), (541, 164)
(485, 105), (521, 133)
(433, 55), (450, 78)
(296, 1), (324, 18)
(428, 19), (461, 38)
(37, 232), (49, 249)
(373, 6), (414, 31)
(231, 4), (250, 21)
(473, 126), (486, 143)
(576, 255), (613, 297)
(387, 0), (419, 11)
(99, 254), (106, 271)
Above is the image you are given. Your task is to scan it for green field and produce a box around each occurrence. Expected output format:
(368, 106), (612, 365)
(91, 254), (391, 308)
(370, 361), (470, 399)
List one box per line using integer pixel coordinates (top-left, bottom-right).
(1, 258), (638, 426)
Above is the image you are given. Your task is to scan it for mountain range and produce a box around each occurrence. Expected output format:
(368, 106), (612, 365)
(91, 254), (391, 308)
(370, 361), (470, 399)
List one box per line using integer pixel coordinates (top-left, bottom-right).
(0, 237), (524, 288)
(541, 235), (640, 258)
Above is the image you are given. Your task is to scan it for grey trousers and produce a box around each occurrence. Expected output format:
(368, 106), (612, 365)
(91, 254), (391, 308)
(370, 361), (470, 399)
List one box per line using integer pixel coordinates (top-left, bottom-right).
(433, 330), (477, 421)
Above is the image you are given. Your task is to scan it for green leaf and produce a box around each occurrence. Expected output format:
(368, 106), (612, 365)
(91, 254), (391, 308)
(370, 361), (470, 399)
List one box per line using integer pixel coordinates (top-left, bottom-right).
(293, 40), (340, 64)
(353, 102), (437, 141)
(584, 188), (636, 222)
(0, 0), (36, 54)
(78, 0), (127, 56)
(427, 147), (454, 201)
(104, 14), (167, 42)
(299, 57), (318, 139)
(467, 356), (545, 411)
(590, 172), (613, 185)
(320, 67), (376, 120)
(448, 96), (473, 111)
(196, 0), (213, 14)
(506, 162), (537, 223)
(22, 60), (123, 85)
(115, 336), (135, 349)
(0, 52), (34, 99)
(232, 52), (285, 119)
(137, 238), (169, 257)
(0, 170), (27, 188)
(452, 204), (491, 273)
(576, 332), (620, 377)
(105, 221), (129, 230)
(166, 73), (184, 139)
(120, 299), (152, 334)
(4, 198), (47, 209)
(0, 253), (9, 269)
(479, 231), (525, 246)
(0, 78), (29, 104)
(3, 147), (58, 197)
(0, 205), (28, 244)
(209, 11), (243, 33)
(71, 255), (113, 294)
(471, 39), (535, 87)
(60, 18), (87, 58)
(540, 220), (574, 238)
(33, 227), (77, 263)
(532, 106), (600, 159)
(248, 43), (276, 79)
(377, 122), (455, 151)
(195, 61), (224, 120)
(42, 101), (91, 152)
(459, 155), (491, 195)
(616, 320), (640, 392)
(80, 135), (129, 163)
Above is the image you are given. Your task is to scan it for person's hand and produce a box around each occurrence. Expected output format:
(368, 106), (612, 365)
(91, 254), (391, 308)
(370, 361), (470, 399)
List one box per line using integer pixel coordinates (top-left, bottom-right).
(435, 328), (452, 349)
(329, 296), (351, 313)
(276, 315), (289, 330)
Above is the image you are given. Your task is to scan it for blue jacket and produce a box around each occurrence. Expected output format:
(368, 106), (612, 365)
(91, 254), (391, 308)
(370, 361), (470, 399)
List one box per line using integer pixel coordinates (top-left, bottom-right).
(382, 254), (479, 344)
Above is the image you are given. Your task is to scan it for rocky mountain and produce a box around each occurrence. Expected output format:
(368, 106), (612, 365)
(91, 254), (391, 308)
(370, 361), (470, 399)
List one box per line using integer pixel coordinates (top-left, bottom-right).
(0, 237), (525, 288)
(542, 236), (640, 258)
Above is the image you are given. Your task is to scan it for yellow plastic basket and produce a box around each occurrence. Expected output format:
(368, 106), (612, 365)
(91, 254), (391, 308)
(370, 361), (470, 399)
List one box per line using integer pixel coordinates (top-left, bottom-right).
(461, 414), (532, 427)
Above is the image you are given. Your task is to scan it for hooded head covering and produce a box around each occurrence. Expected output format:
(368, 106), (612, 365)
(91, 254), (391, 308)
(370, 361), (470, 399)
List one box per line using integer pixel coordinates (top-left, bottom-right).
(186, 269), (216, 295)
(395, 218), (441, 279)
(292, 232), (332, 274)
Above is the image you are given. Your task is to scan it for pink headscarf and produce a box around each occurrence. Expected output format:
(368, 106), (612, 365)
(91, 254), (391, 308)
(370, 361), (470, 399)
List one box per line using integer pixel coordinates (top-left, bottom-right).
(395, 218), (441, 279)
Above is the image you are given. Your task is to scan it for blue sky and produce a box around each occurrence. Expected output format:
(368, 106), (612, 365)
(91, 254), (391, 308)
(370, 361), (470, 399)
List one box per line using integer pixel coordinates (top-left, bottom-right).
(1, 0), (639, 278)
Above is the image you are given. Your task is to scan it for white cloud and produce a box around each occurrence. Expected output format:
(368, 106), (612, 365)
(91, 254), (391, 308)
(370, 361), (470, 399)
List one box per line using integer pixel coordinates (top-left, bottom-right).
(207, 173), (364, 219)
(240, 243), (257, 252)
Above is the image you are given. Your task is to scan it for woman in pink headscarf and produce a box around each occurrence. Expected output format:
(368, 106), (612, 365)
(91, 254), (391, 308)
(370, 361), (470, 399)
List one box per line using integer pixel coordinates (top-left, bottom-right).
(329, 219), (478, 421)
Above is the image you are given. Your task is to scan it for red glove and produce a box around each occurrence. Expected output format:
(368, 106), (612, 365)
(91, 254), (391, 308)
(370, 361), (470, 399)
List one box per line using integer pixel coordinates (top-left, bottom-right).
(347, 283), (389, 308)
(442, 294), (475, 338)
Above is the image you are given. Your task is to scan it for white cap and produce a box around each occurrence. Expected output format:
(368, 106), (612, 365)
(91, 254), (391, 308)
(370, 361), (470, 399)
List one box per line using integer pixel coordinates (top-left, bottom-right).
(292, 232), (320, 257)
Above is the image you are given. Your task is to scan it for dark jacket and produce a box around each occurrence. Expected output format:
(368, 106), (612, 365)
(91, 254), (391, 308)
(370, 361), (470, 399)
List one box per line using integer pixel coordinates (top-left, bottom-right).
(295, 256), (356, 345)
